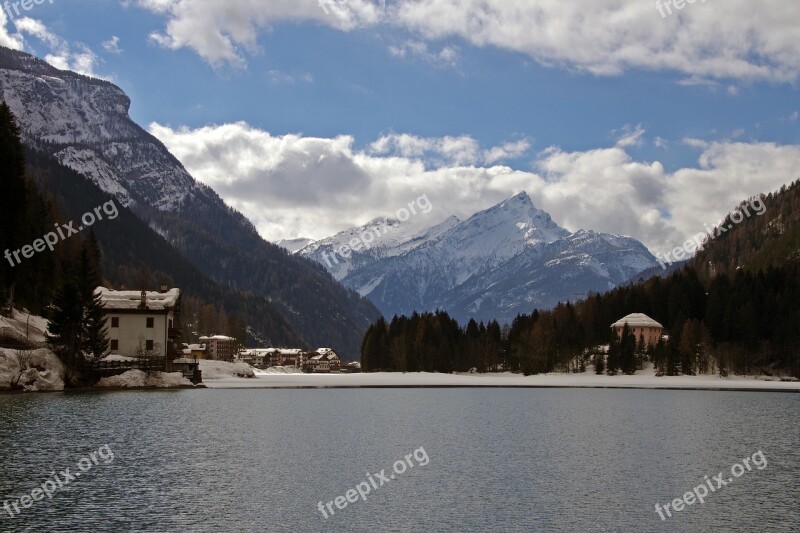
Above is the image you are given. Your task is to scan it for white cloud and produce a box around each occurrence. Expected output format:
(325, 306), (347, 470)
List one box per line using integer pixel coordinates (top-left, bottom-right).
(134, 0), (800, 83)
(388, 40), (459, 67)
(148, 121), (800, 256)
(483, 139), (532, 165)
(102, 36), (123, 54)
(615, 124), (646, 148)
(683, 137), (710, 149)
(11, 18), (102, 78)
(0, 2), (29, 49)
(267, 69), (314, 85)
(368, 133), (529, 167)
(137, 0), (383, 69)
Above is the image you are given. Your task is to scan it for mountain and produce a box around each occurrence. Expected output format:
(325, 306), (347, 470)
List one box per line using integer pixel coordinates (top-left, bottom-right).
(299, 214), (461, 281)
(24, 147), (304, 348)
(300, 192), (658, 324)
(0, 46), (379, 357)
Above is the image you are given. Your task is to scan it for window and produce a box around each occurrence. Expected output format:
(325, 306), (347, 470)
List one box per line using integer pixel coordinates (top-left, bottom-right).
(146, 317), (154, 328)
(110, 340), (118, 350)
(111, 317), (119, 328)
(146, 340), (154, 351)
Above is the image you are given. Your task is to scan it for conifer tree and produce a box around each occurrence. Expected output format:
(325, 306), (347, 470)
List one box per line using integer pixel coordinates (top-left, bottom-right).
(594, 350), (605, 374)
(0, 101), (28, 311)
(47, 261), (83, 369)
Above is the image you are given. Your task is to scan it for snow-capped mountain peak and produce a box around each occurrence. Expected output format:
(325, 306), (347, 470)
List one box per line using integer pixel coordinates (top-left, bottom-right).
(300, 192), (658, 323)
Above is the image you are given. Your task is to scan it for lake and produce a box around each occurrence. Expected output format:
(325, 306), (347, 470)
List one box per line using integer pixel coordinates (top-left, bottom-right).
(0, 389), (797, 532)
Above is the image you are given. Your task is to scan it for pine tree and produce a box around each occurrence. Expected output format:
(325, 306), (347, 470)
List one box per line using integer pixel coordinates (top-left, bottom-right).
(620, 324), (637, 375)
(594, 350), (605, 374)
(46, 262), (83, 370)
(83, 289), (108, 361)
(635, 334), (647, 370)
(0, 101), (28, 311)
(78, 239), (108, 361)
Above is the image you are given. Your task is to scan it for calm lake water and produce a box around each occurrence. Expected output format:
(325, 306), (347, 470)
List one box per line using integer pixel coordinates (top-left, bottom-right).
(0, 389), (797, 532)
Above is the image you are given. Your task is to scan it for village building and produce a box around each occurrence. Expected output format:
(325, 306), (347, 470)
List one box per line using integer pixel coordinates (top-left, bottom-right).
(98, 286), (182, 370)
(199, 335), (238, 362)
(611, 313), (664, 346)
(265, 348), (305, 368)
(185, 343), (207, 359)
(304, 348), (341, 373)
(238, 348), (274, 368)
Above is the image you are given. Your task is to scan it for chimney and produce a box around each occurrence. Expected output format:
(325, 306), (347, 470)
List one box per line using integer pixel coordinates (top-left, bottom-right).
(160, 284), (169, 293)
(139, 289), (147, 309)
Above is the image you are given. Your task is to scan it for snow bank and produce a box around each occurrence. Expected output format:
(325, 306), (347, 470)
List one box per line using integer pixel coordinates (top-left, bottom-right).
(205, 369), (800, 391)
(101, 354), (139, 362)
(0, 348), (65, 392)
(260, 366), (303, 375)
(198, 360), (255, 379)
(95, 370), (193, 389)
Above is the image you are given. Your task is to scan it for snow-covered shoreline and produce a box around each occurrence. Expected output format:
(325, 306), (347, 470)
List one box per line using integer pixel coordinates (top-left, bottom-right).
(203, 370), (800, 392)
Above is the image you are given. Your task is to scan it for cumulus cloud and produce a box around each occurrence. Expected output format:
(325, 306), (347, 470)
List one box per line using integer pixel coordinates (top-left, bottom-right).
(134, 0), (800, 82)
(368, 133), (530, 167)
(0, 9), (24, 49)
(137, 0), (383, 68)
(149, 121), (800, 256)
(483, 140), (532, 165)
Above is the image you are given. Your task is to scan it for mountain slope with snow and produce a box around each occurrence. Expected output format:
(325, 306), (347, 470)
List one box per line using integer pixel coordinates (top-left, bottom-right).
(300, 193), (658, 323)
(0, 46), (379, 357)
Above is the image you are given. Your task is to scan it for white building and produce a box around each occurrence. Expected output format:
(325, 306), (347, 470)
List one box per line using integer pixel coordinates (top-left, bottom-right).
(97, 287), (181, 366)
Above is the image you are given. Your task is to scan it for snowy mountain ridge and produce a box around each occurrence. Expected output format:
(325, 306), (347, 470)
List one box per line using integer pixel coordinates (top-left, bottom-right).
(300, 192), (658, 323)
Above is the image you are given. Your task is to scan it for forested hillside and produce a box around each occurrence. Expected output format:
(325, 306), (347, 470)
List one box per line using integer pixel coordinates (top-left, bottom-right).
(690, 181), (800, 276)
(1, 101), (303, 349)
(24, 148), (305, 348)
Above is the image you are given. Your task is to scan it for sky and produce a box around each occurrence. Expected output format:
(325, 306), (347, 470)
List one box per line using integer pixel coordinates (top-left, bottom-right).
(0, 0), (799, 256)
